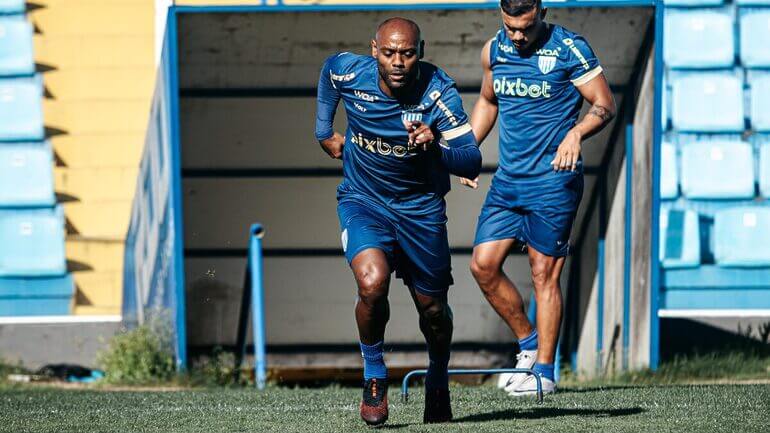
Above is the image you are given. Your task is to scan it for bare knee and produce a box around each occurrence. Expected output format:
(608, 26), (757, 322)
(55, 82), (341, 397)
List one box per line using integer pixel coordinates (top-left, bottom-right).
(470, 256), (502, 290)
(530, 261), (560, 300)
(355, 264), (389, 306)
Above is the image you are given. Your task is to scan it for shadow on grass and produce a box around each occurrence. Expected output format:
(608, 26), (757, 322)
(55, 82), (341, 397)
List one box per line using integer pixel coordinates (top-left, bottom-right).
(454, 406), (644, 423)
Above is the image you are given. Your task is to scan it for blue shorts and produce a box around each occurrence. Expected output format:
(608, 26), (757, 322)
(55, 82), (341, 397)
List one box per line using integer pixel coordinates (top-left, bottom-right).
(474, 170), (584, 257)
(337, 194), (453, 296)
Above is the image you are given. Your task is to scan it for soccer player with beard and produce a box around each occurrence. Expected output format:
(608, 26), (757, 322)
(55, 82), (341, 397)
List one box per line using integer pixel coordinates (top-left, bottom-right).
(315, 18), (481, 426)
(462, 0), (616, 396)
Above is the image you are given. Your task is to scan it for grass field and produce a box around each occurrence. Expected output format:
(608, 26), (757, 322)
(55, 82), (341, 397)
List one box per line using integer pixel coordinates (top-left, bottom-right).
(1, 382), (768, 433)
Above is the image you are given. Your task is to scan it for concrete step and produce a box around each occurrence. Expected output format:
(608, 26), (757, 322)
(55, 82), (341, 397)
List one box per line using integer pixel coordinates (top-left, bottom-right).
(34, 34), (155, 69)
(43, 99), (150, 135)
(52, 133), (144, 169)
(63, 201), (133, 238)
(54, 167), (138, 202)
(66, 237), (124, 273)
(43, 68), (154, 101)
(28, 1), (153, 37)
(73, 271), (123, 315)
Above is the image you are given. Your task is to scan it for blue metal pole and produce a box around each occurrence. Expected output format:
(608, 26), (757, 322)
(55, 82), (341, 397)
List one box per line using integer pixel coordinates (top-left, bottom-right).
(596, 239), (606, 372)
(622, 125), (634, 371)
(249, 224), (267, 389)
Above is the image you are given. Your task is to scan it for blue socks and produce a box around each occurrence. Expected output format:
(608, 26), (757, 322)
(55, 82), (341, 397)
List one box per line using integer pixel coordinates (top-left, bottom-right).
(518, 329), (538, 351)
(425, 352), (449, 391)
(360, 341), (387, 380)
(533, 363), (555, 381)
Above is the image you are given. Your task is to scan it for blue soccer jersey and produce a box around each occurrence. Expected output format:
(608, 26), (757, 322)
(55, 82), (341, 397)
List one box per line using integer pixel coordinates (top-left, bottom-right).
(315, 53), (480, 213)
(490, 24), (602, 177)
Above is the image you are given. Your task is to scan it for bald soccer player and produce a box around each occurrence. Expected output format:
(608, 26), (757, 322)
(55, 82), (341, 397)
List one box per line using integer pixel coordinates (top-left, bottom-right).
(315, 18), (481, 426)
(463, 0), (616, 396)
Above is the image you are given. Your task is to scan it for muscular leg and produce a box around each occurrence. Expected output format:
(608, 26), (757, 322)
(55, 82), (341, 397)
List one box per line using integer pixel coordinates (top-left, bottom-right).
(351, 248), (391, 345)
(527, 245), (566, 365)
(470, 239), (533, 339)
(408, 288), (453, 389)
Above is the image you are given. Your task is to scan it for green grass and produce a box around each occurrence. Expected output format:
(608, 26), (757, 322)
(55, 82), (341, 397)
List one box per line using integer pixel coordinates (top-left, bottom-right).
(0, 382), (768, 433)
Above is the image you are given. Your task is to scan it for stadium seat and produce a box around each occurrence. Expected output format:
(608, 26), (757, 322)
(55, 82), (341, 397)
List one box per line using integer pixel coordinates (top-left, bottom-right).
(0, 274), (74, 316)
(714, 207), (770, 266)
(662, 75), (669, 129)
(660, 208), (700, 268)
(740, 9), (770, 67)
(0, 207), (66, 277)
(736, 0), (770, 5)
(661, 140), (678, 199)
(0, 77), (44, 141)
(664, 0), (724, 6)
(0, 0), (25, 14)
(749, 73), (770, 131)
(670, 72), (744, 132)
(664, 8), (734, 68)
(679, 137), (755, 199)
(759, 137), (770, 197)
(0, 142), (55, 207)
(0, 18), (34, 76)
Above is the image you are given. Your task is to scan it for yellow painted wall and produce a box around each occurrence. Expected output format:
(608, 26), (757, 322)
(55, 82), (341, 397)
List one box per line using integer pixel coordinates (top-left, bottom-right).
(29, 0), (156, 315)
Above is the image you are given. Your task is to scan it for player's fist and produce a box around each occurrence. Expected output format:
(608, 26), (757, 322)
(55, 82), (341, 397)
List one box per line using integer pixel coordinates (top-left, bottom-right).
(459, 177), (479, 189)
(551, 129), (582, 172)
(405, 121), (434, 152)
(319, 132), (345, 159)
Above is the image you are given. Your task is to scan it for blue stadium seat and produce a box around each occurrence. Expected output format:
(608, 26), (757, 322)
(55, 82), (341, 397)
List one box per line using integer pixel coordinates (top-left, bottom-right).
(664, 8), (735, 68)
(679, 137), (755, 198)
(0, 207), (66, 277)
(660, 208), (701, 268)
(0, 275), (74, 316)
(0, 142), (55, 207)
(736, 0), (770, 5)
(661, 140), (679, 199)
(749, 73), (770, 131)
(714, 207), (770, 266)
(740, 9), (770, 67)
(759, 137), (770, 197)
(664, 0), (724, 6)
(0, 0), (25, 14)
(662, 75), (669, 129)
(0, 77), (44, 141)
(670, 72), (744, 132)
(0, 18), (33, 76)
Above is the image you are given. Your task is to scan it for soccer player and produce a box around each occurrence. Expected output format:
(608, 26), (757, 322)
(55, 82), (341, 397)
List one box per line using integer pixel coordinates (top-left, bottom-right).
(464, 0), (616, 395)
(315, 18), (481, 426)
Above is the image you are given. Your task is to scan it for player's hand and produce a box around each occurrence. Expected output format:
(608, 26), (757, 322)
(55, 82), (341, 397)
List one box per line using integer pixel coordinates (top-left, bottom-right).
(406, 121), (434, 151)
(551, 130), (582, 171)
(459, 177), (479, 189)
(319, 132), (345, 159)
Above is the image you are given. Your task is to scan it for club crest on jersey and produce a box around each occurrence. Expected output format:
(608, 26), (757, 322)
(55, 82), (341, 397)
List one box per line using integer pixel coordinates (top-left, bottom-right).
(401, 112), (423, 124)
(538, 55), (557, 74)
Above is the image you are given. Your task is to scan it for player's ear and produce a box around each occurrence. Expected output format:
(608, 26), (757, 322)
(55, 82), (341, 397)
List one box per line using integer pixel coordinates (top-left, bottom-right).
(371, 40), (377, 58)
(419, 40), (425, 60)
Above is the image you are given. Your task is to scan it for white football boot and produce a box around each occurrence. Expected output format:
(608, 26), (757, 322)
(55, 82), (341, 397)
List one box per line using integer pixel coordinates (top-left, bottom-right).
(508, 373), (556, 397)
(500, 349), (537, 392)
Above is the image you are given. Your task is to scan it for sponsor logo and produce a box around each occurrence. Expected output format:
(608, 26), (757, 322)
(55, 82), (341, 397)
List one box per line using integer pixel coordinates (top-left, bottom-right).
(429, 91), (459, 127)
(330, 71), (356, 82)
(538, 55), (557, 74)
(496, 56), (508, 63)
(536, 47), (561, 56)
(354, 102), (367, 112)
(563, 38), (590, 70)
(493, 77), (552, 98)
(354, 90), (378, 102)
(498, 42), (515, 54)
(351, 132), (416, 158)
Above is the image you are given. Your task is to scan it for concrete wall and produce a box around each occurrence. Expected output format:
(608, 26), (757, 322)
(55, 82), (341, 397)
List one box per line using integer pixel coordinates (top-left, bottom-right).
(176, 8), (652, 349)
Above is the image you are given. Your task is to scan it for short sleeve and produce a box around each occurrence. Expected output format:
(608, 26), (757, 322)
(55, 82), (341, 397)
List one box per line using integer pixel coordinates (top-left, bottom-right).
(563, 35), (602, 87)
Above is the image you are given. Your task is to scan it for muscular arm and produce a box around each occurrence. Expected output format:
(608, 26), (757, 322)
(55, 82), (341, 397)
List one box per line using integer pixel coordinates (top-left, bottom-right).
(551, 72), (616, 171)
(470, 39), (499, 146)
(572, 72), (616, 140)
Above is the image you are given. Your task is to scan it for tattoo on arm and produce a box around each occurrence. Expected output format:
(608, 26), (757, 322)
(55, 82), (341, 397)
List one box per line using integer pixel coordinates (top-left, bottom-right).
(587, 104), (615, 123)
